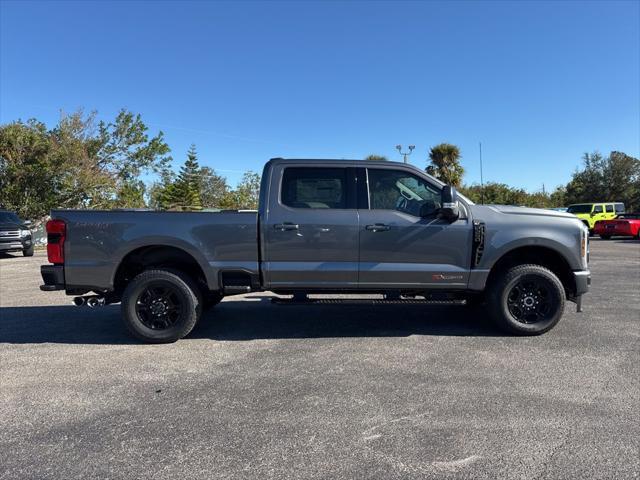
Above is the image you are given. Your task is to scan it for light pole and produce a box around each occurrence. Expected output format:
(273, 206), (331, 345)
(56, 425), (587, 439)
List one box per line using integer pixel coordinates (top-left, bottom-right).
(395, 144), (415, 164)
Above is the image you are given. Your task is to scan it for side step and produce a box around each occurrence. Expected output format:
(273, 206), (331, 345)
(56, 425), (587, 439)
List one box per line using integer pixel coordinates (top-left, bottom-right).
(271, 297), (467, 306)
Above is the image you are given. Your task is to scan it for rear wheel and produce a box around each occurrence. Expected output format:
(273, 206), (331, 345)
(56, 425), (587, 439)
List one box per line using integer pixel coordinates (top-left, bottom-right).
(488, 264), (565, 335)
(121, 269), (202, 343)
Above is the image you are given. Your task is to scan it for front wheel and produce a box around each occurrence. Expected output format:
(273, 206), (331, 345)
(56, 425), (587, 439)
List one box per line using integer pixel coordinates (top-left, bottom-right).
(23, 245), (34, 256)
(487, 264), (565, 335)
(121, 269), (202, 343)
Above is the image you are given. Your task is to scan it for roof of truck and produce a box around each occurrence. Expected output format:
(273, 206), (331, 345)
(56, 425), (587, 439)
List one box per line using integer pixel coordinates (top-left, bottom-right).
(268, 157), (408, 167)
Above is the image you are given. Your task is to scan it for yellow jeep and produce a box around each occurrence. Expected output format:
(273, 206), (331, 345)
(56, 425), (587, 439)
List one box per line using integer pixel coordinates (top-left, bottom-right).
(567, 202), (625, 233)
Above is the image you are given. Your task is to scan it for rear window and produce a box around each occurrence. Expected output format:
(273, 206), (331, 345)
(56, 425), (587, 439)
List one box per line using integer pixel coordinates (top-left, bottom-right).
(567, 204), (592, 214)
(281, 167), (347, 209)
(615, 203), (625, 213)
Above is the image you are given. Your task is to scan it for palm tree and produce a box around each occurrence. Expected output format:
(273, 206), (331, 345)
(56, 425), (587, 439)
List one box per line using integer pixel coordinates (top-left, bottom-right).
(426, 143), (464, 187)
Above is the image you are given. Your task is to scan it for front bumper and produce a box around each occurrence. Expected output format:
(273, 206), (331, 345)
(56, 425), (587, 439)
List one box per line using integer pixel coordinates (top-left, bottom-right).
(40, 265), (65, 291)
(0, 241), (27, 251)
(573, 270), (591, 296)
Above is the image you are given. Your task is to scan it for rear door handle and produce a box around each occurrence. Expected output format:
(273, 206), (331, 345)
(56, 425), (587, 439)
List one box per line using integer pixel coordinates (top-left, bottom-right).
(365, 223), (390, 232)
(274, 223), (299, 231)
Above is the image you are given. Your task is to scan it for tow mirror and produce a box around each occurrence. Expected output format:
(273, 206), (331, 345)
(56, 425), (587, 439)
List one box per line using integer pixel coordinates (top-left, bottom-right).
(439, 185), (459, 222)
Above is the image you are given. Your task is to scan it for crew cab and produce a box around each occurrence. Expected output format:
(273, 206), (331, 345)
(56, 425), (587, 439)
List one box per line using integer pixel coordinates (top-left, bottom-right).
(594, 213), (640, 239)
(41, 158), (591, 343)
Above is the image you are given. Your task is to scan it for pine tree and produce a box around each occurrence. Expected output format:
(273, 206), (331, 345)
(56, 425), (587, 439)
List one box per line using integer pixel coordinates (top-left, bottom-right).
(167, 144), (202, 210)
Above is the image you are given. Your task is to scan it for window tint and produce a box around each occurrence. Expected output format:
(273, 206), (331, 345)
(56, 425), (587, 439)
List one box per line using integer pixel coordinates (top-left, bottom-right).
(593, 205), (603, 213)
(567, 204), (592, 214)
(605, 204), (614, 213)
(281, 168), (347, 209)
(367, 169), (440, 216)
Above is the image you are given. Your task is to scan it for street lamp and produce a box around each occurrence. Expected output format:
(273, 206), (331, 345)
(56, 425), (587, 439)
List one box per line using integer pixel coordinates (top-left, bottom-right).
(395, 144), (415, 164)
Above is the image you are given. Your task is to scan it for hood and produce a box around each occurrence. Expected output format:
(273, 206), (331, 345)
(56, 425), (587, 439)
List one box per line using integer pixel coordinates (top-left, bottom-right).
(470, 204), (578, 220)
(0, 222), (24, 230)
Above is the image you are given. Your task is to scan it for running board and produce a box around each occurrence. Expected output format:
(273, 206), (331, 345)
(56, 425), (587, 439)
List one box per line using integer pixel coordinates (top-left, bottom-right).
(271, 298), (467, 306)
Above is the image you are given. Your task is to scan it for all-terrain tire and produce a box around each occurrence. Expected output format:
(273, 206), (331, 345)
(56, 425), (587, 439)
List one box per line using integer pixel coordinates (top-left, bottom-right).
(121, 269), (202, 343)
(487, 264), (565, 336)
(23, 245), (34, 256)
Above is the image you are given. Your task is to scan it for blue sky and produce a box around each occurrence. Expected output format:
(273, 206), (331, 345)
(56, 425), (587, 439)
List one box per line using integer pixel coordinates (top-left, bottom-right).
(1, 0), (638, 191)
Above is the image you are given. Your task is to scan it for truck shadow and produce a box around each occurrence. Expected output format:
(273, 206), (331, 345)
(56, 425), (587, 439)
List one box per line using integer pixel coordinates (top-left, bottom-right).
(0, 299), (502, 345)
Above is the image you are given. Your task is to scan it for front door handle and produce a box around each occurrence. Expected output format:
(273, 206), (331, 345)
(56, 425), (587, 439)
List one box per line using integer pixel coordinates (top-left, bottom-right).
(274, 223), (299, 231)
(365, 223), (390, 232)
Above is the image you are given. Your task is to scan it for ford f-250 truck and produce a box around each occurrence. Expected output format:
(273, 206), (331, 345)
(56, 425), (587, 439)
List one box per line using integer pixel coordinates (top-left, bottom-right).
(40, 158), (591, 343)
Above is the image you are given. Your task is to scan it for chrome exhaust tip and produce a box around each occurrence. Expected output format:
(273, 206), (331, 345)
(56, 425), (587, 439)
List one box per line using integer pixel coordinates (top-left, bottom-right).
(86, 297), (105, 308)
(73, 296), (86, 307)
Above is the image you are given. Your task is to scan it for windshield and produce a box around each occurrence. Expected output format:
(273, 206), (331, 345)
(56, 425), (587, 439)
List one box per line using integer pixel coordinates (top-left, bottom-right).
(0, 211), (22, 224)
(567, 204), (592, 214)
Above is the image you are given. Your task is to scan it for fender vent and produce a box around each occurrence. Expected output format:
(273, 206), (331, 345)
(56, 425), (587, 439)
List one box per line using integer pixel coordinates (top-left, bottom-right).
(472, 220), (486, 268)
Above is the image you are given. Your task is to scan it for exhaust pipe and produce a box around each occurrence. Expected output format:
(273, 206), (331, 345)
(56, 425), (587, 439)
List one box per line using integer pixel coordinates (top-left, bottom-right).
(86, 297), (105, 308)
(73, 295), (106, 307)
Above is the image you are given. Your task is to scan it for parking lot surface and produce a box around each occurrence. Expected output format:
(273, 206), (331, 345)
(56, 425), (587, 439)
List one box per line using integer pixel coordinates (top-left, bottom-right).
(0, 239), (639, 479)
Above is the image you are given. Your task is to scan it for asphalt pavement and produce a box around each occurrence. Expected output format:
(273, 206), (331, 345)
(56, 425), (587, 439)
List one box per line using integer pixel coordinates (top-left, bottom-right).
(0, 239), (638, 479)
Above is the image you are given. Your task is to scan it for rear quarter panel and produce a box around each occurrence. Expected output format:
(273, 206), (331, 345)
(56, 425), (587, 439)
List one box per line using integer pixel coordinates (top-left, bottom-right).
(53, 210), (258, 291)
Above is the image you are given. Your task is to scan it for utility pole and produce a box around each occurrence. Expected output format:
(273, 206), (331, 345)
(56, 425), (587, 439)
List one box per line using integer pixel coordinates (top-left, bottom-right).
(479, 142), (485, 204)
(395, 144), (415, 164)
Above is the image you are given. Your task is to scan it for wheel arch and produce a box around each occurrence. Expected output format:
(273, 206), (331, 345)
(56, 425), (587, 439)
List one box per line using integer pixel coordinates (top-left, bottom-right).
(112, 244), (211, 297)
(485, 245), (577, 299)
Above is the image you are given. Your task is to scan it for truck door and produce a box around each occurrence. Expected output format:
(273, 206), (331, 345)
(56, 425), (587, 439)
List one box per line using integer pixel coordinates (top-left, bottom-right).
(358, 167), (472, 289)
(262, 165), (359, 289)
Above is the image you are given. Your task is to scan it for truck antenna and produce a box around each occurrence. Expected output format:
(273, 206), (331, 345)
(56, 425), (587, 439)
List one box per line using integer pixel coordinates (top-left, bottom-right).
(479, 142), (484, 205)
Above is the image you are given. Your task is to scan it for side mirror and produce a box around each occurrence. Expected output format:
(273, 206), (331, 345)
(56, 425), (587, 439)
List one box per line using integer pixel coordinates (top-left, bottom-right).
(439, 185), (459, 222)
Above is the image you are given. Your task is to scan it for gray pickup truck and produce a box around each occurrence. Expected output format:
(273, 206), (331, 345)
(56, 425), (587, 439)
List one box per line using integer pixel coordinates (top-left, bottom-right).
(41, 158), (591, 343)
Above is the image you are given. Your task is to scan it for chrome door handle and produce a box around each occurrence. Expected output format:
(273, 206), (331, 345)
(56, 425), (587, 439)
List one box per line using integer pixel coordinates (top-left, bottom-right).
(365, 223), (390, 232)
(274, 223), (299, 231)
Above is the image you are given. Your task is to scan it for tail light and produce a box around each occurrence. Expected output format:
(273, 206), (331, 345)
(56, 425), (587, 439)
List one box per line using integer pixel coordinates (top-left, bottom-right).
(46, 219), (66, 264)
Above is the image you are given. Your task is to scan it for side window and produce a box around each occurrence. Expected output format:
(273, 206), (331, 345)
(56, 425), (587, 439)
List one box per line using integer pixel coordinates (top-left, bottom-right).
(281, 168), (347, 209)
(367, 169), (441, 217)
(605, 204), (614, 213)
(615, 203), (625, 214)
(593, 205), (603, 214)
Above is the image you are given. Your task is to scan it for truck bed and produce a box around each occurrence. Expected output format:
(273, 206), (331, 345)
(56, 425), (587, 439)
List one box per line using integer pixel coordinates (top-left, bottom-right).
(52, 210), (259, 292)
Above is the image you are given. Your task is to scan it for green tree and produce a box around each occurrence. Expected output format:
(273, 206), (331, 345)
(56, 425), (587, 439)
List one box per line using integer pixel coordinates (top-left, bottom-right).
(459, 182), (528, 206)
(0, 108), (172, 219)
(565, 151), (640, 210)
(220, 171), (261, 209)
(426, 143), (464, 187)
(198, 166), (230, 208)
(364, 154), (389, 161)
(166, 145), (203, 210)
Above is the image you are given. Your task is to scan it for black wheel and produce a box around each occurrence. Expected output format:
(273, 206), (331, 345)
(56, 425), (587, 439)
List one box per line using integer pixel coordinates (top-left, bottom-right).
(599, 235), (611, 240)
(488, 264), (565, 335)
(23, 245), (34, 257)
(121, 269), (202, 343)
